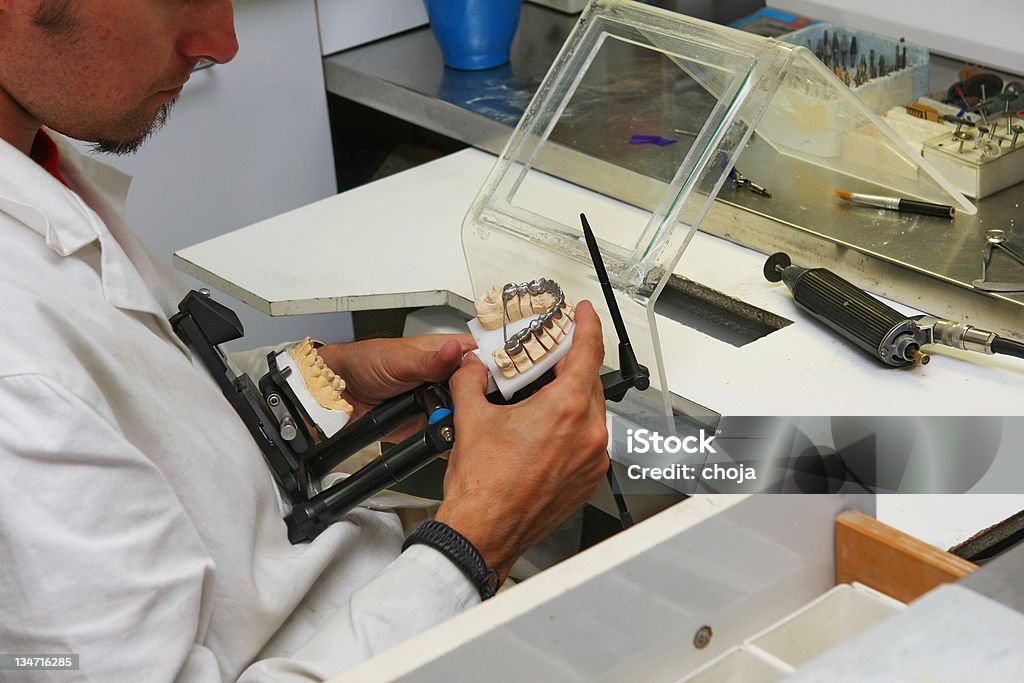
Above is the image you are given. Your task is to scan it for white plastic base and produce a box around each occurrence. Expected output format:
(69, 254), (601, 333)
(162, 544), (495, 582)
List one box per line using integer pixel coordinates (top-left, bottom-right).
(274, 350), (351, 438)
(923, 132), (1024, 199)
(468, 316), (575, 401)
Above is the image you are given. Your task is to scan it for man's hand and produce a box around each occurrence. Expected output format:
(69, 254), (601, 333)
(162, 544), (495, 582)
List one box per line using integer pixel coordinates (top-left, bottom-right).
(435, 300), (610, 582)
(317, 335), (475, 439)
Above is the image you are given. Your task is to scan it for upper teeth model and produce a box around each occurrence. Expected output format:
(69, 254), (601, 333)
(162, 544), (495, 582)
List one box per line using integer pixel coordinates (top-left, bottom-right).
(289, 338), (354, 415)
(474, 279), (575, 380)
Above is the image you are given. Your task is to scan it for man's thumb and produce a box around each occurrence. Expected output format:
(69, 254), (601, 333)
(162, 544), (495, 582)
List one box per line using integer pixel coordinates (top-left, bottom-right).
(421, 339), (464, 381)
(449, 352), (490, 407)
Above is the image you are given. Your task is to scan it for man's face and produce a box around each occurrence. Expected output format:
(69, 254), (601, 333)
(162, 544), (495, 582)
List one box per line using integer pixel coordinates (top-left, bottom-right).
(0, 0), (238, 153)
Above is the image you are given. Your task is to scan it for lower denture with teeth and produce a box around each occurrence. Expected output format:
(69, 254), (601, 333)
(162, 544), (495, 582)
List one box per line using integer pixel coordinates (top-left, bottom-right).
(289, 338), (354, 415)
(474, 278), (575, 380)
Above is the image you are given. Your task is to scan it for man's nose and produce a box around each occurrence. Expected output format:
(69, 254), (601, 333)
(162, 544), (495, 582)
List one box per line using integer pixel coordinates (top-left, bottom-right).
(179, 0), (239, 65)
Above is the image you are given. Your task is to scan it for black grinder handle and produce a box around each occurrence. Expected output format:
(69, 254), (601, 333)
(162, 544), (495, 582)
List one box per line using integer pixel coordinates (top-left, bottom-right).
(764, 252), (919, 367)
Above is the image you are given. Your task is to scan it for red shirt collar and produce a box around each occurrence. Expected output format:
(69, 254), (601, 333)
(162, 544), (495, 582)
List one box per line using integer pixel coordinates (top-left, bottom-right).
(30, 129), (69, 186)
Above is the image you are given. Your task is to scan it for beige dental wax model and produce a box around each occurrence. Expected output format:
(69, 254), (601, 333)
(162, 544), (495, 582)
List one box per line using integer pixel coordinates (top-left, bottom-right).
(271, 338), (353, 438)
(468, 279), (576, 401)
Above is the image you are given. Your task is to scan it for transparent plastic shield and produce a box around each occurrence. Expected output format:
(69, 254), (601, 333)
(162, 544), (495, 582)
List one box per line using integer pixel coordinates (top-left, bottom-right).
(462, 1), (971, 423)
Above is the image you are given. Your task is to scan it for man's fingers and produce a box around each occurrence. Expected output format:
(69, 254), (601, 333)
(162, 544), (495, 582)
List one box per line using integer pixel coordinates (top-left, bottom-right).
(552, 300), (606, 391)
(449, 352), (491, 410)
(420, 338), (465, 381)
(407, 333), (477, 353)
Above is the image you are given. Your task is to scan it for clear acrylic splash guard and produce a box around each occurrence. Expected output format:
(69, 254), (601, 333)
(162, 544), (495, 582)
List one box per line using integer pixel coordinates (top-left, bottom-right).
(462, 0), (971, 423)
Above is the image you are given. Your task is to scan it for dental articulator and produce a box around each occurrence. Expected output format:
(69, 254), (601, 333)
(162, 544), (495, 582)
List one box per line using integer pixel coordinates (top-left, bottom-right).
(171, 214), (648, 544)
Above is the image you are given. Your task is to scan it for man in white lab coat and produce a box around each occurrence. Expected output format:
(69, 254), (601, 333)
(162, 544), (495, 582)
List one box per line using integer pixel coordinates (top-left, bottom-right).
(0, 1), (610, 680)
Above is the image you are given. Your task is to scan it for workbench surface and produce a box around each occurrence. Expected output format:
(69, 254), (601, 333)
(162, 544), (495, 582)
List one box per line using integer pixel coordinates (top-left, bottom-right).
(175, 149), (1024, 415)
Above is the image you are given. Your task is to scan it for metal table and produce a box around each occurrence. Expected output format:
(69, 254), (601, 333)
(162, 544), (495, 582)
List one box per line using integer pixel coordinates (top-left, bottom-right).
(325, 5), (1024, 339)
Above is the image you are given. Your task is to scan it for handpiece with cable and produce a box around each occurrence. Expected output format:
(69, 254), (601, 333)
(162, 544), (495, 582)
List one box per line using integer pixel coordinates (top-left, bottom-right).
(763, 252), (1024, 366)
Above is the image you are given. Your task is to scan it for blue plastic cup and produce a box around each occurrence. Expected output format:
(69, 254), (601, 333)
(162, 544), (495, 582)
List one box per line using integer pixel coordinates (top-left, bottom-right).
(423, 0), (524, 71)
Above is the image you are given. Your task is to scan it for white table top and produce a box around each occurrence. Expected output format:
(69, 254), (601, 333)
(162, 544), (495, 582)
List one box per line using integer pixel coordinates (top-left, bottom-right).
(176, 148), (1024, 417)
(175, 148), (1024, 548)
(175, 156), (478, 317)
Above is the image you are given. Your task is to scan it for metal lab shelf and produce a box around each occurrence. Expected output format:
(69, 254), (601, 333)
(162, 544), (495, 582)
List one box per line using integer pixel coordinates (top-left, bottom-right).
(323, 4), (1024, 339)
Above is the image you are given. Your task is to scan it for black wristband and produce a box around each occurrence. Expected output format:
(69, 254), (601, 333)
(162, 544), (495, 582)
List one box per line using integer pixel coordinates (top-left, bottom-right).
(403, 521), (500, 600)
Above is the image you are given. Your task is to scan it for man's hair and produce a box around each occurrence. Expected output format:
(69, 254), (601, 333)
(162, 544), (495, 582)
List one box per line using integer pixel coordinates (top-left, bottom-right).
(32, 0), (79, 38)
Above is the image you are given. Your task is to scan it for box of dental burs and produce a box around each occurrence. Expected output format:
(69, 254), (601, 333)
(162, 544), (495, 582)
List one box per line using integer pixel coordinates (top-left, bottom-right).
(782, 23), (929, 114)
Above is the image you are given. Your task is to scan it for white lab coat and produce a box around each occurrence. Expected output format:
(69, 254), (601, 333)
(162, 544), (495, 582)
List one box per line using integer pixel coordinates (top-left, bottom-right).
(0, 134), (477, 682)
